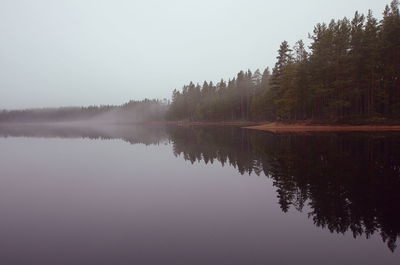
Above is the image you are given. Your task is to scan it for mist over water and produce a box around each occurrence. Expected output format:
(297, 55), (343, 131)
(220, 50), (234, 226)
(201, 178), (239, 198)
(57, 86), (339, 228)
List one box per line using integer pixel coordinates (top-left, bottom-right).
(0, 99), (168, 124)
(0, 1), (398, 264)
(0, 124), (399, 264)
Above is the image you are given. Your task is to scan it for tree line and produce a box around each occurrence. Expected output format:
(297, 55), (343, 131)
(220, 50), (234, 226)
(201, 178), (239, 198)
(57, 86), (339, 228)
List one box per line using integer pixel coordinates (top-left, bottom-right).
(0, 99), (167, 123)
(167, 1), (400, 122)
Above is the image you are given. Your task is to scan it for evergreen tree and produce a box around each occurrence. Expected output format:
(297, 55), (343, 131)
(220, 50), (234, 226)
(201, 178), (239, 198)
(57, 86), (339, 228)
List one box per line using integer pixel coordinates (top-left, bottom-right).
(167, 1), (400, 122)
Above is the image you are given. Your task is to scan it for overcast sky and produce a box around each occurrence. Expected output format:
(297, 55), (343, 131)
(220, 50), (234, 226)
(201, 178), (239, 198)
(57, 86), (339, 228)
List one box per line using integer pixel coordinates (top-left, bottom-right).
(0, 0), (388, 109)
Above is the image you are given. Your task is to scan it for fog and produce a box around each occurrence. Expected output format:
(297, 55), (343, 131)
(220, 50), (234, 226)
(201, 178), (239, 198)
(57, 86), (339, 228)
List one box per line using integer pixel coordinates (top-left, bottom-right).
(0, 123), (168, 145)
(0, 100), (167, 123)
(0, 0), (386, 109)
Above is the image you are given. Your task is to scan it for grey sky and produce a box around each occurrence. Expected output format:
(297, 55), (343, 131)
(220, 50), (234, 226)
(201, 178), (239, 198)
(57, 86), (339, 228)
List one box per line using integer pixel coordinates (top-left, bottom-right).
(0, 0), (387, 109)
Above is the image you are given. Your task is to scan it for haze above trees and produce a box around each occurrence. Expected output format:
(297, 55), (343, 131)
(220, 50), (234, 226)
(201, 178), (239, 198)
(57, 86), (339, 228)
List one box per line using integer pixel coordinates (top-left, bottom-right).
(1, 1), (399, 124)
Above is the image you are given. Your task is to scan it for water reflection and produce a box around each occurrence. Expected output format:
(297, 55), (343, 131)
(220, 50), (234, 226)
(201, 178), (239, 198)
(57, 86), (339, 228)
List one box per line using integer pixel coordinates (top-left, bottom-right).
(1, 123), (399, 252)
(167, 126), (400, 252)
(0, 123), (168, 145)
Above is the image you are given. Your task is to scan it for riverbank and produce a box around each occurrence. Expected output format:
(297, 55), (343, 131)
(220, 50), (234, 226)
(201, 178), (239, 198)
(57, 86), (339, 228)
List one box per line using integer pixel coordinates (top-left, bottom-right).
(136, 121), (261, 126)
(4, 119), (400, 132)
(245, 122), (400, 132)
(138, 118), (400, 131)
(137, 119), (400, 131)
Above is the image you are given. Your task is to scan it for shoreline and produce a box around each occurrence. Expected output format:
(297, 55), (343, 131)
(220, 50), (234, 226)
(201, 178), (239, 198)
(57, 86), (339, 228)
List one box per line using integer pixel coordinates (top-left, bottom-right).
(244, 122), (400, 132)
(3, 120), (400, 132)
(135, 121), (261, 126)
(115, 120), (400, 131)
(141, 120), (400, 132)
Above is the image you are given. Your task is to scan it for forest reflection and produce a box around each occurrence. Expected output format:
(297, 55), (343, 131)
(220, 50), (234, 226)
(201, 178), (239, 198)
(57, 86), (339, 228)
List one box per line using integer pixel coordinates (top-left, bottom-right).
(1, 124), (399, 251)
(167, 126), (400, 252)
(0, 123), (168, 145)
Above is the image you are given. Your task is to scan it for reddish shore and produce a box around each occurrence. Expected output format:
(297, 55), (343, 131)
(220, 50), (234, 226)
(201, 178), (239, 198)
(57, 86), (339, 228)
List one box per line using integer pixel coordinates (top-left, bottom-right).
(137, 121), (260, 126)
(245, 122), (400, 132)
(136, 120), (400, 132)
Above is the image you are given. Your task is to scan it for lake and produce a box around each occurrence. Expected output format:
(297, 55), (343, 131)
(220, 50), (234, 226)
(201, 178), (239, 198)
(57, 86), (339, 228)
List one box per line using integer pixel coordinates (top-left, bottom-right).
(0, 124), (399, 265)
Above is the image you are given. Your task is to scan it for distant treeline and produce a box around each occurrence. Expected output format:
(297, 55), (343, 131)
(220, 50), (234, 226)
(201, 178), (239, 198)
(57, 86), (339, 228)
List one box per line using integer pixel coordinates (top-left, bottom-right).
(167, 1), (400, 121)
(0, 99), (167, 123)
(1, 2), (398, 124)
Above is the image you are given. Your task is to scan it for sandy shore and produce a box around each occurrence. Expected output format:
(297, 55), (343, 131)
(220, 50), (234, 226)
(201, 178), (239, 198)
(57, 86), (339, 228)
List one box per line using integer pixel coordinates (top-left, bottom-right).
(245, 122), (400, 132)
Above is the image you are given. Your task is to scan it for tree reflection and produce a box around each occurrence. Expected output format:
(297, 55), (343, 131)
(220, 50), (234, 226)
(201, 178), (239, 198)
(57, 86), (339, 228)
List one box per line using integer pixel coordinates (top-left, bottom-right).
(166, 126), (400, 252)
(0, 123), (168, 145)
(0, 124), (399, 251)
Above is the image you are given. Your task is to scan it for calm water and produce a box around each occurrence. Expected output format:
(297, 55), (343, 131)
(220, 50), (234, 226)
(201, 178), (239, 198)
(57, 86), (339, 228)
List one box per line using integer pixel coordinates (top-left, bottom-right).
(0, 124), (399, 265)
